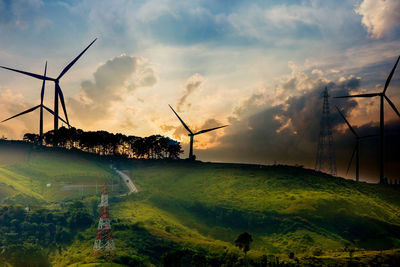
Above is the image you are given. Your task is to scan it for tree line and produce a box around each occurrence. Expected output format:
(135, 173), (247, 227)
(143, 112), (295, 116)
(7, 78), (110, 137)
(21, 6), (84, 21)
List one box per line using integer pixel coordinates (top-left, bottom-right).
(0, 202), (93, 267)
(23, 127), (183, 159)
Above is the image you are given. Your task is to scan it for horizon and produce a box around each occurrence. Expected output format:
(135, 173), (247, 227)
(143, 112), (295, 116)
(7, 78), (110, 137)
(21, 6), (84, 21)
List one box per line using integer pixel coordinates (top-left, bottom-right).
(0, 0), (400, 183)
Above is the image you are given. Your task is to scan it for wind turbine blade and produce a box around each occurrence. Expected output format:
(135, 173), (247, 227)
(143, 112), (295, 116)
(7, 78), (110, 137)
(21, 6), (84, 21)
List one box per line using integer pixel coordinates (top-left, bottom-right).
(56, 84), (70, 126)
(43, 105), (70, 126)
(383, 55), (400, 94)
(1, 105), (40, 123)
(194, 125), (228, 135)
(335, 106), (358, 137)
(40, 61), (47, 105)
(0, 66), (55, 81)
(384, 95), (400, 119)
(359, 134), (377, 140)
(335, 93), (380, 98)
(57, 38), (97, 80)
(346, 144), (357, 175)
(168, 104), (193, 134)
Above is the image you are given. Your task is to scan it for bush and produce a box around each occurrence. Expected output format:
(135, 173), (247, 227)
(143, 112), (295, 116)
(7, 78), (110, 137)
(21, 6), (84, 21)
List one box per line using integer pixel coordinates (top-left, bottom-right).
(312, 248), (324, 256)
(113, 255), (146, 266)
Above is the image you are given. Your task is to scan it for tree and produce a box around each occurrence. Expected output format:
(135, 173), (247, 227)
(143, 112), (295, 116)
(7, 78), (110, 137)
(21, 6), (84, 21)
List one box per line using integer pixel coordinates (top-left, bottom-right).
(67, 201), (93, 230)
(23, 133), (39, 144)
(33, 127), (182, 159)
(166, 138), (183, 159)
(162, 250), (184, 267)
(235, 232), (253, 266)
(344, 243), (355, 265)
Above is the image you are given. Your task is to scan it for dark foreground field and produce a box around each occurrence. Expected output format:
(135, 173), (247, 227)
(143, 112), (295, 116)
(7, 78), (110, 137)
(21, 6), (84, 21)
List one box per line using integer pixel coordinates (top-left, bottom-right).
(0, 141), (400, 266)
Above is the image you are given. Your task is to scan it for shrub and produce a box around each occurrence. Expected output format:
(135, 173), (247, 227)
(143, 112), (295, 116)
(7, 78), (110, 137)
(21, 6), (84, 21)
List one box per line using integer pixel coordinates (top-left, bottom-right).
(312, 248), (324, 256)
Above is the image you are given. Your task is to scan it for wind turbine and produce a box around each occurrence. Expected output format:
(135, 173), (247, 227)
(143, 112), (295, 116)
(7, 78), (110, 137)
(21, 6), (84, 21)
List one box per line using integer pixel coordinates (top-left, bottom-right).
(335, 56), (400, 184)
(168, 105), (228, 160)
(336, 106), (376, 182)
(1, 62), (69, 145)
(0, 38), (97, 144)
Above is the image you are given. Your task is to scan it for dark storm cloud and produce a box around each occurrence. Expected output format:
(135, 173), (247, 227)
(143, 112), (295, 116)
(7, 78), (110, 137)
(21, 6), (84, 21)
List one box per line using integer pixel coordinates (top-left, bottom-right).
(348, 57), (400, 92)
(195, 70), (399, 182)
(334, 119), (400, 183)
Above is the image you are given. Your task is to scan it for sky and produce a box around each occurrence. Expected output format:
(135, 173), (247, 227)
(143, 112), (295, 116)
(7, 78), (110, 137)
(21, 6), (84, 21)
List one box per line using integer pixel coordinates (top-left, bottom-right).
(0, 0), (400, 182)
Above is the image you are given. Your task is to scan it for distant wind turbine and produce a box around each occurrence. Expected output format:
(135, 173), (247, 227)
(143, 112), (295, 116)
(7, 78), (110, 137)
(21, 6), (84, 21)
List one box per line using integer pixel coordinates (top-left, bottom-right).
(335, 56), (400, 184)
(168, 105), (228, 160)
(0, 38), (97, 145)
(1, 62), (69, 145)
(336, 106), (376, 182)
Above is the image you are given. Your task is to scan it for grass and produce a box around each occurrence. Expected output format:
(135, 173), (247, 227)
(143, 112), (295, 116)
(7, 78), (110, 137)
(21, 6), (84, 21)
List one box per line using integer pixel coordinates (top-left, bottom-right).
(115, 161), (400, 254)
(1, 141), (400, 265)
(0, 141), (122, 203)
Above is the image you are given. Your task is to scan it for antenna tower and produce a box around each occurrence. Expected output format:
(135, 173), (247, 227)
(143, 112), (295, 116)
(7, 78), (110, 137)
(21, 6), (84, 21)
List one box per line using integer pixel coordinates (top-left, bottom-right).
(93, 183), (116, 257)
(315, 87), (337, 176)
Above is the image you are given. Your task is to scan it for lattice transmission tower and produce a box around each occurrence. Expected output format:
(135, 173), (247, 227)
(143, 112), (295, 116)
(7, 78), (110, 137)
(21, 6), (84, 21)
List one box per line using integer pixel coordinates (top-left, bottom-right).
(93, 183), (116, 257)
(315, 87), (337, 176)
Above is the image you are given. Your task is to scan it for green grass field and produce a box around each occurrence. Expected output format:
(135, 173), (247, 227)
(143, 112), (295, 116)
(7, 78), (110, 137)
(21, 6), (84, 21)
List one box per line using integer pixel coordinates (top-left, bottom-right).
(0, 141), (122, 203)
(1, 141), (400, 266)
(113, 161), (400, 253)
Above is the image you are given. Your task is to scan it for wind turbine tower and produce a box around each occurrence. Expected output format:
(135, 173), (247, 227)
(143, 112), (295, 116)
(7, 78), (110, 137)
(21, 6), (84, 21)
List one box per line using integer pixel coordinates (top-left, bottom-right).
(168, 105), (228, 160)
(335, 56), (400, 184)
(0, 38), (97, 146)
(336, 106), (376, 182)
(315, 87), (337, 176)
(1, 62), (69, 145)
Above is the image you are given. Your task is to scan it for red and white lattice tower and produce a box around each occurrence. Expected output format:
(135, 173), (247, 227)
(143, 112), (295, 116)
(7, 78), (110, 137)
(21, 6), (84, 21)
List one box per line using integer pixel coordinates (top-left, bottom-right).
(93, 183), (116, 257)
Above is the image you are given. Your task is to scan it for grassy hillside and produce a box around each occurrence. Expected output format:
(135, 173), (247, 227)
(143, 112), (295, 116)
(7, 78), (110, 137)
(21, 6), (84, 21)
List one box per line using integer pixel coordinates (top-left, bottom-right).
(1, 141), (400, 266)
(0, 141), (122, 203)
(113, 161), (400, 254)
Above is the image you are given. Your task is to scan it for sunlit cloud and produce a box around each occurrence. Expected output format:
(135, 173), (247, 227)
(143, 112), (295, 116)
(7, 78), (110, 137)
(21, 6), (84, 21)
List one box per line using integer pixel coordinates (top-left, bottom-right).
(68, 54), (157, 128)
(177, 73), (204, 112)
(356, 0), (400, 39)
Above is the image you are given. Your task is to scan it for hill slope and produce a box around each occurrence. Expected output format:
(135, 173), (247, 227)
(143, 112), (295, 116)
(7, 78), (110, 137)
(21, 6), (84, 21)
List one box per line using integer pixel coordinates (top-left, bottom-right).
(0, 141), (400, 266)
(0, 141), (122, 203)
(114, 161), (400, 254)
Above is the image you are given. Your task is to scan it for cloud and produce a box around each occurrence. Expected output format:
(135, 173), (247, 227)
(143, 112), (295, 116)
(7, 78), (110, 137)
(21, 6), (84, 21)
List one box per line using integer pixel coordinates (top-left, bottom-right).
(230, 92), (268, 122)
(226, 3), (349, 45)
(161, 117), (226, 152)
(176, 73), (204, 112)
(0, 88), (43, 139)
(334, 119), (400, 182)
(194, 118), (225, 149)
(355, 0), (400, 39)
(196, 65), (367, 175)
(0, 0), (51, 32)
(194, 59), (398, 182)
(128, 67), (158, 91)
(69, 54), (157, 127)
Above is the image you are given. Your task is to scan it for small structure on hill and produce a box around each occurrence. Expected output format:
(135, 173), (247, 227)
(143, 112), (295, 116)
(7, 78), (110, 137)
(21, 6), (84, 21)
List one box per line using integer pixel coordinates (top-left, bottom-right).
(93, 183), (116, 257)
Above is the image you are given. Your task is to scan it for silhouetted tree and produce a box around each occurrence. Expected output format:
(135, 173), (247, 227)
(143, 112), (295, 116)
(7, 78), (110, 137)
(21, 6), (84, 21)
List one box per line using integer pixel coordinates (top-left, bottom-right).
(162, 250), (184, 267)
(235, 232), (253, 266)
(166, 138), (183, 159)
(23, 133), (39, 144)
(25, 127), (182, 159)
